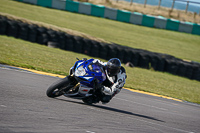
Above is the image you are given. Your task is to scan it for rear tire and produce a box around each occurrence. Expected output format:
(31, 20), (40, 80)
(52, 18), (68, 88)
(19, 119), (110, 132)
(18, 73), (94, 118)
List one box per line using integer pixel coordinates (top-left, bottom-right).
(46, 76), (71, 98)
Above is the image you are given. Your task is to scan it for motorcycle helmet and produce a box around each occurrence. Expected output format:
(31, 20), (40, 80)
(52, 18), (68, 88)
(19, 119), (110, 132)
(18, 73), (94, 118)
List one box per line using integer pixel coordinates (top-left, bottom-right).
(106, 58), (121, 77)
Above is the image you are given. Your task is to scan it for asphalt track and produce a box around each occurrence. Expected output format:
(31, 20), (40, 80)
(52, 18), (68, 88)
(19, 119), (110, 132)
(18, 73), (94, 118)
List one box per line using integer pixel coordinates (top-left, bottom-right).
(0, 65), (200, 133)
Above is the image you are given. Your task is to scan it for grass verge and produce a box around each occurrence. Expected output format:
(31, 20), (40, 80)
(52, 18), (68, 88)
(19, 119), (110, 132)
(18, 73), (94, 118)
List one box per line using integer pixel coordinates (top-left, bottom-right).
(0, 35), (199, 104)
(0, 0), (200, 62)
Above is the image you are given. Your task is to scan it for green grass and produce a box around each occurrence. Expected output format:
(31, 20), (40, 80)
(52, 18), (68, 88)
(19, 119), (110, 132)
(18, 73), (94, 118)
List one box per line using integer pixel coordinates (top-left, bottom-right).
(0, 35), (200, 104)
(0, 36), (89, 76)
(0, 0), (200, 62)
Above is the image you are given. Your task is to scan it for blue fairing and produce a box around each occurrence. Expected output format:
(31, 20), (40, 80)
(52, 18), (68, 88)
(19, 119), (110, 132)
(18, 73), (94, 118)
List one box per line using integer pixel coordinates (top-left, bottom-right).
(73, 59), (106, 88)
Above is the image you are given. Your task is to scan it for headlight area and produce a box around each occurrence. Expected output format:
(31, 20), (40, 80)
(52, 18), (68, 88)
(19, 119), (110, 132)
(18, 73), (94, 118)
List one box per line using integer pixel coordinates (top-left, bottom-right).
(75, 65), (86, 76)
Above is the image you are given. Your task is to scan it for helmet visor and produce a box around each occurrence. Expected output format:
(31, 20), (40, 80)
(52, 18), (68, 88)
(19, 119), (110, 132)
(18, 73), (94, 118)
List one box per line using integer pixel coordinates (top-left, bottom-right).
(107, 67), (119, 77)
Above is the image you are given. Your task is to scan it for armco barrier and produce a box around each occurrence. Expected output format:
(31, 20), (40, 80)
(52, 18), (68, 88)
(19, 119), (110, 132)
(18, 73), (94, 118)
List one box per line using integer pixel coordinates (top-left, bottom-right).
(52, 0), (66, 10)
(65, 1), (79, 13)
(154, 16), (167, 29)
(142, 15), (155, 27)
(117, 10), (131, 23)
(104, 7), (117, 20)
(129, 12), (143, 25)
(37, 0), (52, 8)
(179, 22), (193, 33)
(79, 2), (92, 15)
(23, 0), (37, 4)
(166, 19), (180, 31)
(91, 5), (105, 18)
(0, 15), (200, 81)
(14, 0), (200, 35)
(192, 24), (200, 35)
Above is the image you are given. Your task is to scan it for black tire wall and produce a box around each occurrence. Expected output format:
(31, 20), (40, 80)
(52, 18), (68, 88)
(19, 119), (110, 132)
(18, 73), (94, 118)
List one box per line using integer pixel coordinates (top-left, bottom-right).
(0, 15), (200, 81)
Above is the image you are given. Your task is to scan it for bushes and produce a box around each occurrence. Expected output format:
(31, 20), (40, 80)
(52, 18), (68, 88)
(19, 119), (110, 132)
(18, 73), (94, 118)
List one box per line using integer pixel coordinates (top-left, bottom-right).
(0, 15), (199, 81)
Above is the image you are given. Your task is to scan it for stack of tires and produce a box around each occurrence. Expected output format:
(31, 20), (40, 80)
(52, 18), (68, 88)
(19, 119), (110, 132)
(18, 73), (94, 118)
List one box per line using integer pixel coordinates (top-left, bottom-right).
(0, 15), (200, 81)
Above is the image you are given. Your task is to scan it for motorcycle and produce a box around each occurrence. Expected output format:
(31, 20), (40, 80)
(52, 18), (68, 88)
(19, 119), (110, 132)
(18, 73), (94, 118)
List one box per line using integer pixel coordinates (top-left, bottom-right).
(46, 58), (107, 104)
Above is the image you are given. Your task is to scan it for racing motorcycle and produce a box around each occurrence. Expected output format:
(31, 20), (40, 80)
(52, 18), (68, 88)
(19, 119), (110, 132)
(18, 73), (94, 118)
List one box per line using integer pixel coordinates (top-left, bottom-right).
(46, 58), (107, 104)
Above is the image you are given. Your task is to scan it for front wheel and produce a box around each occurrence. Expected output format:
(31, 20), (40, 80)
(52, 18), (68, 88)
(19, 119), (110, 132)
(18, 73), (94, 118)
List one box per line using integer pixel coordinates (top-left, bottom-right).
(46, 76), (72, 98)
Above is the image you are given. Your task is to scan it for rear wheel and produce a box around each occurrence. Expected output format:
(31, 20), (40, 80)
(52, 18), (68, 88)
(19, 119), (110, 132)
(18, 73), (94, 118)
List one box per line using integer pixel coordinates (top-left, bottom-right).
(46, 76), (72, 98)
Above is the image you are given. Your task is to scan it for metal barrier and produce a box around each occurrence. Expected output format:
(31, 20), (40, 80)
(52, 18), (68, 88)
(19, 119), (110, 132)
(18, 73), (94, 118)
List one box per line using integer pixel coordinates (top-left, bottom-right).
(14, 0), (200, 35)
(117, 0), (200, 13)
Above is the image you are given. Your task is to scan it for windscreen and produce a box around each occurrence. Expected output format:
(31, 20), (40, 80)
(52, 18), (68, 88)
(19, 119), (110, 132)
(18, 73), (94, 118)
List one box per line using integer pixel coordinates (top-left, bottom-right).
(88, 63), (103, 73)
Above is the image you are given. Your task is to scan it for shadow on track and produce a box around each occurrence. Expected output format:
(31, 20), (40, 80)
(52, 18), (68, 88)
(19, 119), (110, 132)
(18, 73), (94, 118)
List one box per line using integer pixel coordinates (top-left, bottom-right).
(55, 97), (165, 123)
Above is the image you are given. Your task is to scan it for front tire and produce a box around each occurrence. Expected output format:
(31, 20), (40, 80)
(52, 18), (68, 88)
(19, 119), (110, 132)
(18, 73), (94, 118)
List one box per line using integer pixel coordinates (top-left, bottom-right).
(46, 76), (71, 98)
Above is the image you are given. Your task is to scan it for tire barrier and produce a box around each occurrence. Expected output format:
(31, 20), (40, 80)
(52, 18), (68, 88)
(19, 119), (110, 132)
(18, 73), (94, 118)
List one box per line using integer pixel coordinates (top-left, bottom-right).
(6, 20), (19, 38)
(90, 40), (100, 57)
(57, 32), (67, 50)
(82, 38), (92, 55)
(27, 24), (38, 43)
(64, 34), (74, 51)
(18, 22), (29, 40)
(0, 17), (7, 35)
(138, 52), (151, 69)
(14, 0), (200, 36)
(36, 27), (48, 45)
(0, 15), (200, 81)
(73, 36), (84, 53)
(164, 58), (179, 75)
(98, 42), (108, 59)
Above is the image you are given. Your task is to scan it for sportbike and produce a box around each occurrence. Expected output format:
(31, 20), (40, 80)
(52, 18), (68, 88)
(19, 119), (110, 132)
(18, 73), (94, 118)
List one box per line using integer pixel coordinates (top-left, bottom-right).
(46, 58), (106, 104)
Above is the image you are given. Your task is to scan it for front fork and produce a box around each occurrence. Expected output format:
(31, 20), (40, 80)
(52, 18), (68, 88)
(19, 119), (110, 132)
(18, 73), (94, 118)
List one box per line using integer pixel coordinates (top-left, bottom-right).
(57, 75), (78, 95)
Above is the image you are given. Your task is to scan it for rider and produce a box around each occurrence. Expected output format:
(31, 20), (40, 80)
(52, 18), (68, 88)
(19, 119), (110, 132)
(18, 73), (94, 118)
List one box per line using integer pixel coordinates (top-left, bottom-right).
(93, 58), (127, 104)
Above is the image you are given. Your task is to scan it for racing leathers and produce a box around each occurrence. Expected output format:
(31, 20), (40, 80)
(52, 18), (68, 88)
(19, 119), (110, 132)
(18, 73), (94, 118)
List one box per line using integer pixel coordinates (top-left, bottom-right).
(92, 59), (127, 103)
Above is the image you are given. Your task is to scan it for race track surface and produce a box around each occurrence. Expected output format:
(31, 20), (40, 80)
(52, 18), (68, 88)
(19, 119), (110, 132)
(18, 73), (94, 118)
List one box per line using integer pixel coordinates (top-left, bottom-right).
(0, 66), (200, 133)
